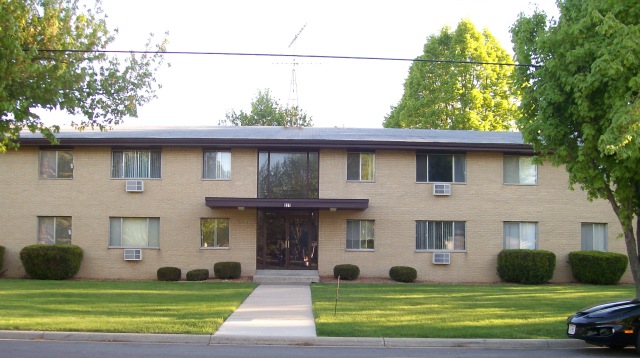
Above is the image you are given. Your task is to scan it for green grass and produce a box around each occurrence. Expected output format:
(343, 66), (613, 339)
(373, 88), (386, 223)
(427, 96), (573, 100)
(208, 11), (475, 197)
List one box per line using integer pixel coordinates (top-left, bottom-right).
(312, 283), (636, 339)
(0, 279), (256, 334)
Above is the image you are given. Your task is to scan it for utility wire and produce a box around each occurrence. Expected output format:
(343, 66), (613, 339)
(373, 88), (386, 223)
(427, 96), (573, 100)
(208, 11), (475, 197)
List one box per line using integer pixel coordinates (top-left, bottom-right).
(35, 49), (540, 68)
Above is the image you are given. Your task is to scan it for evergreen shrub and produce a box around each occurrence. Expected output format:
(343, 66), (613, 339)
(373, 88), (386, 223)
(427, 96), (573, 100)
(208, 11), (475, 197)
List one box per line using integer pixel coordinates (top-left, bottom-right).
(333, 264), (360, 280)
(389, 266), (417, 283)
(214, 261), (241, 279)
(0, 245), (5, 272)
(568, 251), (628, 285)
(497, 249), (556, 284)
(20, 244), (83, 280)
(157, 266), (181, 281)
(186, 269), (210, 281)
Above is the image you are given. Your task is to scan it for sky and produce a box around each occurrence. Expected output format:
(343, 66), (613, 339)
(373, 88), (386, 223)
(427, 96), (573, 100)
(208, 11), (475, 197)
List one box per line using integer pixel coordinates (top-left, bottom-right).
(44, 0), (560, 129)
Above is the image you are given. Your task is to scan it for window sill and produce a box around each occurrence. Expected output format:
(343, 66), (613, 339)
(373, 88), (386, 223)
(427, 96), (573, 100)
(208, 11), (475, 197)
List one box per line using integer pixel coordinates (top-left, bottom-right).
(39, 177), (74, 180)
(110, 178), (162, 180)
(503, 183), (538, 186)
(200, 247), (230, 250)
(108, 246), (160, 249)
(346, 180), (376, 183)
(416, 181), (466, 185)
(345, 249), (375, 252)
(202, 178), (231, 181)
(416, 250), (466, 253)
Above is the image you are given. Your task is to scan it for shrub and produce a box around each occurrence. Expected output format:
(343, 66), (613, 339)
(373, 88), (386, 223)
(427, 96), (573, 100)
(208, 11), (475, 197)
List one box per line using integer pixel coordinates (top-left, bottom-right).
(157, 267), (181, 281)
(186, 269), (210, 281)
(0, 245), (5, 272)
(19, 244), (83, 280)
(389, 266), (417, 283)
(214, 261), (241, 279)
(497, 249), (556, 284)
(333, 264), (360, 280)
(568, 251), (628, 285)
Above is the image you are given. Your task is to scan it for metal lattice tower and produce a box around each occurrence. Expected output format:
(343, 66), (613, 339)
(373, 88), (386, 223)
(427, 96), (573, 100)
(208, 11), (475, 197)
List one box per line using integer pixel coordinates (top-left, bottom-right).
(286, 24), (306, 127)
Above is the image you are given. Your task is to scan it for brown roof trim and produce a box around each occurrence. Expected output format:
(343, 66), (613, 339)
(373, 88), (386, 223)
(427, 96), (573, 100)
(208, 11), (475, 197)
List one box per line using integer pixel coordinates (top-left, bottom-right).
(205, 197), (369, 210)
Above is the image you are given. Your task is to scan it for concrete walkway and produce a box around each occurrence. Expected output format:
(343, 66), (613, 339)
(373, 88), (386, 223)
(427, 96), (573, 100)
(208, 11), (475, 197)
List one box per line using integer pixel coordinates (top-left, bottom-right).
(213, 283), (316, 337)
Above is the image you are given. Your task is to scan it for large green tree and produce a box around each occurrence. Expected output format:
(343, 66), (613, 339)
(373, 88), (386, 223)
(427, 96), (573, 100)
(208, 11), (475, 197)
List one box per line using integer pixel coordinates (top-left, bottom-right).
(0, 0), (167, 152)
(511, 1), (640, 294)
(384, 19), (518, 130)
(220, 89), (312, 127)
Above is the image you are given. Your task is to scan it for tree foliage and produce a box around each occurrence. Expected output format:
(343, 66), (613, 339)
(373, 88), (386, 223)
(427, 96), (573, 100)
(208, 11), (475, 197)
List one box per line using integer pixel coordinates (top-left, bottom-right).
(384, 19), (518, 130)
(0, 0), (167, 152)
(220, 89), (312, 127)
(511, 1), (640, 294)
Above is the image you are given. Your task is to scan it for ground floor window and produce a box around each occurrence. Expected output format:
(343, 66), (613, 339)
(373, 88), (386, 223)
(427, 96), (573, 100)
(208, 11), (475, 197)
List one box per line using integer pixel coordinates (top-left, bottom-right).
(201, 218), (230, 248)
(346, 220), (374, 250)
(416, 221), (465, 251)
(109, 217), (160, 247)
(581, 223), (607, 251)
(38, 216), (72, 244)
(504, 222), (537, 249)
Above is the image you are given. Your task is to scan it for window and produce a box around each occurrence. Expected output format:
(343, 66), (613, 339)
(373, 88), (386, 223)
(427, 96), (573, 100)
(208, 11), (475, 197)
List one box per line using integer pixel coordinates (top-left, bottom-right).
(111, 150), (161, 179)
(201, 218), (230, 248)
(504, 155), (537, 184)
(416, 221), (466, 251)
(416, 154), (466, 183)
(37, 216), (72, 244)
(109, 217), (160, 247)
(39, 150), (73, 179)
(203, 151), (231, 179)
(347, 152), (375, 181)
(581, 223), (607, 251)
(346, 220), (374, 250)
(504, 222), (537, 249)
(258, 151), (319, 198)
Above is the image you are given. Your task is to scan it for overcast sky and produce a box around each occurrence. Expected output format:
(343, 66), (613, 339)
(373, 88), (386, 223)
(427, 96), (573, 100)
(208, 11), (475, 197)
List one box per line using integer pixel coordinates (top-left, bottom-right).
(44, 0), (559, 129)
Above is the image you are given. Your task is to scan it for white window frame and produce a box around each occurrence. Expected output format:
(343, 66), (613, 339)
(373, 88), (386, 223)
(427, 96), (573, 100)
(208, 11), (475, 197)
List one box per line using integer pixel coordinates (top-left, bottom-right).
(203, 151), (231, 180)
(416, 221), (466, 252)
(503, 155), (537, 185)
(581, 223), (607, 251)
(504, 222), (538, 249)
(37, 216), (72, 245)
(416, 154), (466, 183)
(201, 218), (230, 248)
(39, 150), (74, 179)
(347, 152), (375, 182)
(111, 150), (161, 179)
(109, 217), (160, 248)
(346, 220), (375, 250)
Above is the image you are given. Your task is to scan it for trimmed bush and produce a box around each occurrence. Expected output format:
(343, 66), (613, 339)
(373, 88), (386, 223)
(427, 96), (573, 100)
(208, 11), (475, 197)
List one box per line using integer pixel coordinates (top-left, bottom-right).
(0, 245), (5, 272)
(568, 251), (628, 285)
(186, 269), (210, 281)
(389, 266), (417, 283)
(497, 249), (556, 284)
(157, 267), (181, 281)
(333, 264), (360, 280)
(20, 244), (83, 280)
(214, 261), (241, 279)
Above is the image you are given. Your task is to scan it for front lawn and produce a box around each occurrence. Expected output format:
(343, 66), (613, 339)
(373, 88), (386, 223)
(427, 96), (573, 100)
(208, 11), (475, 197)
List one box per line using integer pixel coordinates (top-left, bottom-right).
(311, 283), (635, 339)
(0, 279), (257, 334)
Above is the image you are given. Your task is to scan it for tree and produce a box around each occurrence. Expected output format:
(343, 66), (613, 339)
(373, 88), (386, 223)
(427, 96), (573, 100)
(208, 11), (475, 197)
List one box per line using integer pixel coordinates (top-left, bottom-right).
(511, 1), (640, 295)
(384, 19), (518, 131)
(220, 89), (312, 127)
(0, 0), (167, 152)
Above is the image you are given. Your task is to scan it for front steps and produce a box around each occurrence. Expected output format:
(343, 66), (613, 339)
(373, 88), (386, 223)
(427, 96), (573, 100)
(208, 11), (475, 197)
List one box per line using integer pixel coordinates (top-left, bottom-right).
(253, 270), (320, 284)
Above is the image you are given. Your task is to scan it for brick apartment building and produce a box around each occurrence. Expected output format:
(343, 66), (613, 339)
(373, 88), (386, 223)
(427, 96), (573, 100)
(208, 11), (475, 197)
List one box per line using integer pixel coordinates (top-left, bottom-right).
(0, 126), (630, 283)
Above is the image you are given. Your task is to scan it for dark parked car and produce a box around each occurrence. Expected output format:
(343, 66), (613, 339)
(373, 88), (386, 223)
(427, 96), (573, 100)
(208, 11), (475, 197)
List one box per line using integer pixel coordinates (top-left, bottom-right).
(567, 298), (640, 351)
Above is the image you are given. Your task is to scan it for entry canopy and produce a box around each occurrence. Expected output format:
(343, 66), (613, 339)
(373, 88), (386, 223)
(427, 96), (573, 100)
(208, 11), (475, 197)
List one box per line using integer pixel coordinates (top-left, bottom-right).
(205, 197), (368, 210)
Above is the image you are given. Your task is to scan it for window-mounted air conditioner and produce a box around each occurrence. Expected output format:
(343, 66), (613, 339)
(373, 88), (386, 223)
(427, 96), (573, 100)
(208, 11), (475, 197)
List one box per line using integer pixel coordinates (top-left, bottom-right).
(433, 183), (451, 196)
(124, 248), (142, 261)
(432, 252), (451, 265)
(125, 180), (144, 192)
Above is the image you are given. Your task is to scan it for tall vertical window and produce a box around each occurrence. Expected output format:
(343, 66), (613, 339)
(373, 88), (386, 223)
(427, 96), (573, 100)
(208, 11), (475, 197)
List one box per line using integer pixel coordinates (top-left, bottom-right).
(503, 155), (537, 184)
(504, 222), (537, 249)
(416, 221), (466, 251)
(109, 217), (160, 247)
(347, 152), (375, 181)
(258, 151), (319, 198)
(39, 150), (73, 179)
(203, 151), (231, 179)
(346, 220), (374, 250)
(201, 218), (230, 248)
(111, 150), (161, 179)
(38, 216), (72, 244)
(416, 154), (466, 183)
(581, 223), (607, 251)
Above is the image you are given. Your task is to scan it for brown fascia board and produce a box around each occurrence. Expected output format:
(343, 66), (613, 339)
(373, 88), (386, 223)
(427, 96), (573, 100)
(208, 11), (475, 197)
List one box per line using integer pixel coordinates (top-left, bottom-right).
(21, 137), (534, 154)
(205, 197), (369, 210)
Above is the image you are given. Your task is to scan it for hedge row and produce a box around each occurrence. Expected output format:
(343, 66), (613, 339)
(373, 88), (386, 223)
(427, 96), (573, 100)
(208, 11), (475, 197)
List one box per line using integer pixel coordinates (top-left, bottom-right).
(156, 262), (240, 281)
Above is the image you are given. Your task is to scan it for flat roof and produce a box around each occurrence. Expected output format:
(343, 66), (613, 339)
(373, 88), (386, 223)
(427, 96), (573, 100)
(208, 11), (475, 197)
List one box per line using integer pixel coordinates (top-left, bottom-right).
(19, 126), (533, 153)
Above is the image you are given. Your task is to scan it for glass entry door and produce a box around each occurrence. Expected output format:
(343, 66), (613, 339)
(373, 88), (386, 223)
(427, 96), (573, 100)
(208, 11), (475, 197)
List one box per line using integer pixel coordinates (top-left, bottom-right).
(257, 210), (318, 270)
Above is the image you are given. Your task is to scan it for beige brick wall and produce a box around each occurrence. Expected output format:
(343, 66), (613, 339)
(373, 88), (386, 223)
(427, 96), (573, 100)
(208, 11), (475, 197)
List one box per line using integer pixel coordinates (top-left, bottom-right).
(0, 146), (630, 283)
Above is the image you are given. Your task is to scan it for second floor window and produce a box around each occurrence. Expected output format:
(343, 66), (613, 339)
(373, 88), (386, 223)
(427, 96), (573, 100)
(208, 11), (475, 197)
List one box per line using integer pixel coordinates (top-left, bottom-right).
(258, 151), (319, 199)
(416, 154), (466, 183)
(504, 155), (537, 184)
(39, 150), (73, 179)
(203, 151), (231, 179)
(111, 150), (161, 179)
(347, 152), (375, 181)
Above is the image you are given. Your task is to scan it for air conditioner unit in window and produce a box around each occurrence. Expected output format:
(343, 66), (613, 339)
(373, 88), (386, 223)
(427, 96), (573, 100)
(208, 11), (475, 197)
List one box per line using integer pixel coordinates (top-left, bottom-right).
(124, 248), (142, 261)
(433, 183), (451, 196)
(125, 180), (144, 192)
(432, 252), (451, 265)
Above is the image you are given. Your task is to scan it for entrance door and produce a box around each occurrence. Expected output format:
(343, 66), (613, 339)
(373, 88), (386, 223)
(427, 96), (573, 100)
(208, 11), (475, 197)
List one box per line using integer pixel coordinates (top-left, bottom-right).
(257, 210), (318, 270)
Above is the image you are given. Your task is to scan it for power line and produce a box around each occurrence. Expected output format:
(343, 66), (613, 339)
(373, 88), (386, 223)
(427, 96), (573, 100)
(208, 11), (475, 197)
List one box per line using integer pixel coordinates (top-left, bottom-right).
(34, 49), (540, 68)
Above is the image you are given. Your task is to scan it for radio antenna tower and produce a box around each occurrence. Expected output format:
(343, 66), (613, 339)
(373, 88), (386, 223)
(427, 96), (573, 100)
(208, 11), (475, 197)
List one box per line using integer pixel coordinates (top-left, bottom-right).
(286, 24), (306, 127)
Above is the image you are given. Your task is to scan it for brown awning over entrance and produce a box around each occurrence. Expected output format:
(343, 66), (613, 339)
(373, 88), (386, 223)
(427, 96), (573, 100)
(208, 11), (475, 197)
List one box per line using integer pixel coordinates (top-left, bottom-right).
(205, 197), (368, 210)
